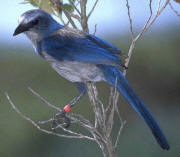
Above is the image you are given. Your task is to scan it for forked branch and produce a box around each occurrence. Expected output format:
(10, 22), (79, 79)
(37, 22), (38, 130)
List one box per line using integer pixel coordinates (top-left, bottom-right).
(124, 0), (170, 75)
(9, 1), (172, 156)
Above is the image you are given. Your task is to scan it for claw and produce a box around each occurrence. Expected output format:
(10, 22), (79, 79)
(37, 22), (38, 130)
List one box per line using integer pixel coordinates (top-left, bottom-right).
(51, 110), (71, 131)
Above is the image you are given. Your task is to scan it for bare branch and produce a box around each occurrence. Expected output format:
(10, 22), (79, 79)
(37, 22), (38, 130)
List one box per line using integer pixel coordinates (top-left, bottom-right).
(134, 0), (153, 40)
(114, 120), (126, 148)
(169, 1), (180, 17)
(5, 92), (94, 140)
(124, 0), (170, 76)
(69, 0), (81, 15)
(28, 87), (61, 112)
(51, 0), (78, 29)
(138, 0), (170, 39)
(157, 0), (162, 12)
(93, 24), (97, 35)
(126, 0), (134, 40)
(15, 1), (173, 156)
(123, 40), (135, 75)
(114, 104), (126, 149)
(86, 83), (103, 129)
(57, 14), (66, 25)
(106, 87), (114, 113)
(80, 0), (89, 32)
(69, 13), (81, 23)
(87, 0), (100, 19)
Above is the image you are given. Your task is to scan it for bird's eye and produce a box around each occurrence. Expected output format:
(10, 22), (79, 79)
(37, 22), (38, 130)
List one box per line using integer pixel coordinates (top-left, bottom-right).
(32, 19), (39, 25)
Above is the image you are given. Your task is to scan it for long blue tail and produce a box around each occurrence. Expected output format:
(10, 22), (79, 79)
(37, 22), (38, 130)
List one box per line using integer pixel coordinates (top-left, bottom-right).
(98, 65), (169, 150)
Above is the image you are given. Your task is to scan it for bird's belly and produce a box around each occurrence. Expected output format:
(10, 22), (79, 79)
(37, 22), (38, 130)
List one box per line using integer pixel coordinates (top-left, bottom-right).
(50, 61), (104, 83)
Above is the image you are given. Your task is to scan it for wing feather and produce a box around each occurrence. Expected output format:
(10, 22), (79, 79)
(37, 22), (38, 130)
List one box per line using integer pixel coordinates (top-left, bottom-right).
(42, 27), (125, 67)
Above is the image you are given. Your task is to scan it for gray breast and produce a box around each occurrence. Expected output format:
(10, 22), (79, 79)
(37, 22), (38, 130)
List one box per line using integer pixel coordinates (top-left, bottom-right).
(25, 32), (104, 83)
(43, 54), (104, 83)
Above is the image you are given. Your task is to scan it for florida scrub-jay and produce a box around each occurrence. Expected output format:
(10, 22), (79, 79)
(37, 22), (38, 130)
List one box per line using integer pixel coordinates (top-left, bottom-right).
(13, 9), (169, 150)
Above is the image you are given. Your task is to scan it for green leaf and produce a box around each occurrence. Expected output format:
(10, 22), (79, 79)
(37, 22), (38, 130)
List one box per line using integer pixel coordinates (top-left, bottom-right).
(38, 0), (54, 14)
(22, 0), (55, 14)
(63, 3), (74, 13)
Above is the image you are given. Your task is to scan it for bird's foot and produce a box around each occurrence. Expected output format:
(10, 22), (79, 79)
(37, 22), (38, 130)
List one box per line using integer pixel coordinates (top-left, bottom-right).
(51, 109), (71, 132)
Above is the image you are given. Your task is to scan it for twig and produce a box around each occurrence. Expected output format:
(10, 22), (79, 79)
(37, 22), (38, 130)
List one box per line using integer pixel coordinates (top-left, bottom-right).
(87, 0), (100, 19)
(86, 83), (103, 129)
(138, 0), (170, 39)
(124, 0), (170, 76)
(69, 0), (81, 15)
(106, 79), (118, 138)
(114, 110), (126, 149)
(80, 0), (89, 32)
(126, 0), (134, 40)
(58, 14), (66, 25)
(93, 24), (97, 35)
(157, 0), (162, 12)
(5, 92), (94, 141)
(135, 0), (153, 40)
(169, 1), (180, 17)
(14, 1), (173, 156)
(28, 87), (61, 112)
(51, 0), (78, 29)
(106, 87), (114, 113)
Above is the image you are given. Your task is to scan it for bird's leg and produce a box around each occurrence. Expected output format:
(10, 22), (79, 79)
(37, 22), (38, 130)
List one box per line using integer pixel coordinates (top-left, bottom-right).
(51, 83), (86, 130)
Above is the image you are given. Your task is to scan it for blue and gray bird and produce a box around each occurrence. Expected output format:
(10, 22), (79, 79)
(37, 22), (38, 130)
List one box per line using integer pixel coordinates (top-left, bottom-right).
(13, 9), (169, 150)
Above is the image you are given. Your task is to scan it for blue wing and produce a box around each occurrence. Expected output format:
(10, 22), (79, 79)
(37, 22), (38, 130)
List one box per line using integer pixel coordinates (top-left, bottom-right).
(41, 27), (125, 67)
(87, 34), (123, 55)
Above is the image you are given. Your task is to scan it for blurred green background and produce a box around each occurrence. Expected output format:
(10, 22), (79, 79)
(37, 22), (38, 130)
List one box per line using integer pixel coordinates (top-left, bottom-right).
(1, 1), (180, 157)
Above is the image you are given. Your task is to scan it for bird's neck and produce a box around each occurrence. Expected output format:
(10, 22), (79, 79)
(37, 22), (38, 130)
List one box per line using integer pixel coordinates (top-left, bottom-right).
(46, 20), (64, 37)
(25, 20), (63, 46)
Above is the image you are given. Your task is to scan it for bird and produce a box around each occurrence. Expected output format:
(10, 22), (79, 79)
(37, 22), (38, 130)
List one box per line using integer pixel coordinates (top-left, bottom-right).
(13, 9), (169, 150)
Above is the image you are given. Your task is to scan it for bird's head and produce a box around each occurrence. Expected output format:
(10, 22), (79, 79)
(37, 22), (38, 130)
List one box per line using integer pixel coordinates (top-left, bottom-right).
(13, 9), (62, 39)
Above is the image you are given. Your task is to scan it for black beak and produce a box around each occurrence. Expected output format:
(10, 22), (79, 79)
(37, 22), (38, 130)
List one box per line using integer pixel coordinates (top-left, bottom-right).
(13, 24), (29, 36)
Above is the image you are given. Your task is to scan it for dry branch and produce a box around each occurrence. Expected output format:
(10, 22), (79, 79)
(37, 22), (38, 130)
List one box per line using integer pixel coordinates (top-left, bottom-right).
(169, 1), (180, 17)
(124, 0), (170, 75)
(9, 0), (173, 156)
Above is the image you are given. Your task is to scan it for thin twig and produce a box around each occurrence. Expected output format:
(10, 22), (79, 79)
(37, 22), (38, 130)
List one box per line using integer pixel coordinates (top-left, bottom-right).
(126, 0), (134, 40)
(87, 0), (100, 19)
(124, 0), (170, 76)
(86, 83), (101, 128)
(93, 24), (97, 35)
(106, 87), (114, 113)
(157, 0), (162, 12)
(28, 87), (61, 112)
(14, 1), (172, 156)
(51, 0), (78, 29)
(5, 92), (94, 141)
(135, 0), (153, 40)
(138, 0), (170, 39)
(114, 120), (126, 148)
(169, 2), (180, 17)
(27, 88), (105, 142)
(114, 104), (126, 149)
(80, 0), (89, 32)
(69, 0), (81, 15)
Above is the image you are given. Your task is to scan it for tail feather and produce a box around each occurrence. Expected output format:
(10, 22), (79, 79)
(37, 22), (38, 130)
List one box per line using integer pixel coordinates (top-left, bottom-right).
(98, 65), (169, 150)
